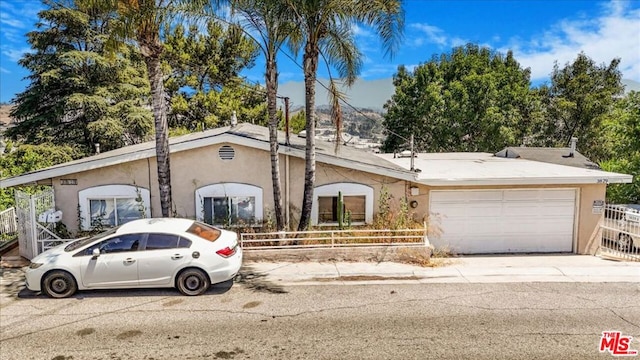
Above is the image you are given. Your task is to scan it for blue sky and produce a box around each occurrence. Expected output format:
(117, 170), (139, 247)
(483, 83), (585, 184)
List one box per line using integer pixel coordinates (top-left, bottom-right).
(1, 0), (639, 104)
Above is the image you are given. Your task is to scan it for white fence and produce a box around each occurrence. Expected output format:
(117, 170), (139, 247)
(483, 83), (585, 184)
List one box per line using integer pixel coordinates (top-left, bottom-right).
(0, 207), (18, 247)
(600, 204), (640, 261)
(240, 228), (429, 250)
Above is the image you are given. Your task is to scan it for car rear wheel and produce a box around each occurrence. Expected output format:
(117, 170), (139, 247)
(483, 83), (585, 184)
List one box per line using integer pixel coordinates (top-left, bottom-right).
(42, 271), (77, 298)
(617, 234), (633, 252)
(176, 269), (210, 296)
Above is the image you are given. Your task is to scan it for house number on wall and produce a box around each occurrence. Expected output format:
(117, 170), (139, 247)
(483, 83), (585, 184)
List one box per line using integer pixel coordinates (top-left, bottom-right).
(60, 179), (78, 185)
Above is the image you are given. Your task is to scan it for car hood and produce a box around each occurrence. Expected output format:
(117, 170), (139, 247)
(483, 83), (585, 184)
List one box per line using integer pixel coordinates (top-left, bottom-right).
(30, 242), (72, 265)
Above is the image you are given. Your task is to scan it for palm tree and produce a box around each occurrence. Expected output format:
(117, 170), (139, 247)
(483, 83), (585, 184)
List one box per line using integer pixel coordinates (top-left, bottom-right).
(232, 0), (294, 231)
(287, 0), (404, 231)
(94, 0), (213, 217)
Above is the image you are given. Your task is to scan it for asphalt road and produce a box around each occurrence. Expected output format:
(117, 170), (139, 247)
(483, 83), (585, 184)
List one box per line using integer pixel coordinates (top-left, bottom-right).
(1, 278), (639, 360)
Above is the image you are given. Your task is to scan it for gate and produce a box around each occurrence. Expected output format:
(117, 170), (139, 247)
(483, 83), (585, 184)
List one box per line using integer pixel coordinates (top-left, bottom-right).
(15, 188), (64, 259)
(599, 204), (640, 261)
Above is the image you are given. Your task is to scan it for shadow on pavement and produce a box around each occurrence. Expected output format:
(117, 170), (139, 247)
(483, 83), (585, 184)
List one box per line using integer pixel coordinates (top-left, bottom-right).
(17, 280), (236, 299)
(236, 265), (287, 294)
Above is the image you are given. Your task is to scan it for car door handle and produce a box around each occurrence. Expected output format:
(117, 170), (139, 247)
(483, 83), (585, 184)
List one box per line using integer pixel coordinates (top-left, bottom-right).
(124, 258), (136, 264)
(171, 254), (184, 260)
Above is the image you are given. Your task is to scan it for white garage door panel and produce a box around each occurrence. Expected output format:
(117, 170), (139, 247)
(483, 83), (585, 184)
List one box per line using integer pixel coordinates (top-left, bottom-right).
(430, 189), (576, 254)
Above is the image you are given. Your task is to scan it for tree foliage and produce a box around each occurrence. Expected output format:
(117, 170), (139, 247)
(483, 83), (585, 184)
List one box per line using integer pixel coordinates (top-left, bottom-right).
(599, 91), (640, 204)
(163, 21), (266, 130)
(382, 44), (533, 153)
(7, 0), (153, 156)
(0, 142), (79, 209)
(535, 52), (623, 160)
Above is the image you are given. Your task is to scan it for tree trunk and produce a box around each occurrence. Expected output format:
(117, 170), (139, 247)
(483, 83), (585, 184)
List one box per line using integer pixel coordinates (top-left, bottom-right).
(266, 55), (285, 230)
(297, 42), (319, 231)
(145, 54), (173, 217)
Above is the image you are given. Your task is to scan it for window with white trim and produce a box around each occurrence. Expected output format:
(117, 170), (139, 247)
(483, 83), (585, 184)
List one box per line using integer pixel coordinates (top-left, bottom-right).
(312, 183), (374, 226)
(318, 195), (366, 223)
(78, 185), (151, 230)
(195, 183), (263, 226)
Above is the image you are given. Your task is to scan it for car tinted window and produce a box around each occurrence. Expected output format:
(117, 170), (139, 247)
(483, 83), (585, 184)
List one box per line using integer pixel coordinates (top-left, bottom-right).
(81, 234), (141, 255)
(177, 237), (192, 248)
(145, 233), (180, 250)
(186, 221), (222, 242)
(66, 227), (118, 252)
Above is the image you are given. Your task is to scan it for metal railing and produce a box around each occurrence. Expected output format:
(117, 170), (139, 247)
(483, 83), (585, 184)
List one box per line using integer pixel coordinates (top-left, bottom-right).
(0, 207), (18, 248)
(599, 204), (640, 261)
(240, 228), (428, 250)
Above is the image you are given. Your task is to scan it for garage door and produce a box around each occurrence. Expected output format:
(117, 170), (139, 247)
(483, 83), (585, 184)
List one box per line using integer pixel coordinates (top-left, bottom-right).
(429, 189), (576, 254)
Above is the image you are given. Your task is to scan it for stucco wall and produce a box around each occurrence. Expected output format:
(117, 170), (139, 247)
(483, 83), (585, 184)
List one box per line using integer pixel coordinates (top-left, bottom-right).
(51, 143), (408, 233)
(53, 158), (152, 233)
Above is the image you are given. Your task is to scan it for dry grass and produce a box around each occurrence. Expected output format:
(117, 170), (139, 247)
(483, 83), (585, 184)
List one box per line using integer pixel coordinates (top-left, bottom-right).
(395, 246), (454, 268)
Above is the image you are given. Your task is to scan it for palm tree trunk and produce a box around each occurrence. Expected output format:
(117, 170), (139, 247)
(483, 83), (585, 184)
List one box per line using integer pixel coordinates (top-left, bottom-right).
(298, 42), (319, 231)
(145, 54), (173, 217)
(266, 56), (285, 230)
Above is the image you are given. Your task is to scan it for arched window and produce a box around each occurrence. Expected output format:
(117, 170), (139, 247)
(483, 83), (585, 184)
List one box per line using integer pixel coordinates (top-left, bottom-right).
(311, 183), (374, 226)
(195, 183), (263, 226)
(78, 185), (151, 230)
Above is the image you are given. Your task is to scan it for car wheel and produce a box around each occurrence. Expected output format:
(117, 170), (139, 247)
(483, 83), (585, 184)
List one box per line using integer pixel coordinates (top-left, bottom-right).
(42, 271), (77, 298)
(176, 269), (210, 296)
(617, 234), (632, 252)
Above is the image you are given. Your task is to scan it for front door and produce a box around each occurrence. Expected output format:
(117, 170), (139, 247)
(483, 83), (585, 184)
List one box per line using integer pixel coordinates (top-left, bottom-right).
(78, 234), (142, 288)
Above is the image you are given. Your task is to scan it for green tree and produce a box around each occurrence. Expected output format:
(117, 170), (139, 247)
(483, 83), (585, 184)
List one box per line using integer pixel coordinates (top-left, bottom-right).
(233, 0), (296, 230)
(539, 52), (624, 160)
(288, 0), (404, 231)
(94, 0), (213, 217)
(599, 91), (640, 204)
(163, 20), (265, 129)
(284, 110), (306, 134)
(0, 143), (78, 209)
(7, 0), (153, 156)
(382, 44), (534, 153)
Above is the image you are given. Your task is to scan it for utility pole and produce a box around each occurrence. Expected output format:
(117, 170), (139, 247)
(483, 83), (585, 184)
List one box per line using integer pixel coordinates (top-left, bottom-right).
(284, 97), (290, 145)
(410, 133), (415, 171)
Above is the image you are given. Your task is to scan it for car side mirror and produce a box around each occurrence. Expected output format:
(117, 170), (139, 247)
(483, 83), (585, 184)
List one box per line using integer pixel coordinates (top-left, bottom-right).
(92, 248), (101, 258)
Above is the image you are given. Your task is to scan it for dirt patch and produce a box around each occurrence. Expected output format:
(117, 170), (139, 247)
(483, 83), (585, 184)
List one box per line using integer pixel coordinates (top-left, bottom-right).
(76, 328), (95, 337)
(162, 299), (183, 307)
(242, 301), (261, 309)
(116, 330), (142, 340)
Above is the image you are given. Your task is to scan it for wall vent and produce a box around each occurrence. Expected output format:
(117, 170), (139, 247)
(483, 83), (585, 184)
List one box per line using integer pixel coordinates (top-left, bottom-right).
(218, 145), (235, 160)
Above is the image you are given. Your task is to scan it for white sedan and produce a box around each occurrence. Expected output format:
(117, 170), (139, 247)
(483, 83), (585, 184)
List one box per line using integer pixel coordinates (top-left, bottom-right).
(25, 218), (243, 298)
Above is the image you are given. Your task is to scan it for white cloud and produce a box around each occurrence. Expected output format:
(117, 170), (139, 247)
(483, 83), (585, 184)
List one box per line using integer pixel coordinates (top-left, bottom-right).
(1, 47), (31, 62)
(0, 67), (9, 74)
(360, 64), (399, 78)
(0, 12), (24, 28)
(503, 0), (640, 81)
(407, 23), (470, 50)
(409, 23), (448, 46)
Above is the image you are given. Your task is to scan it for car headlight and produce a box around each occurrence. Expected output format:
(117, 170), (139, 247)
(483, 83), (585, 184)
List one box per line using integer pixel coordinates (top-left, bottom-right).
(29, 262), (44, 269)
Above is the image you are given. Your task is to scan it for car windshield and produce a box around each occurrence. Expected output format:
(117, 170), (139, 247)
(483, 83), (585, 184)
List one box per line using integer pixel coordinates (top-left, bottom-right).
(64, 227), (119, 252)
(186, 221), (222, 242)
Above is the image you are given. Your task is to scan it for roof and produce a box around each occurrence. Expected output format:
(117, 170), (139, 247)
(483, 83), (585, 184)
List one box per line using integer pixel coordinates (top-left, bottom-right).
(376, 152), (633, 186)
(0, 123), (414, 188)
(495, 147), (600, 169)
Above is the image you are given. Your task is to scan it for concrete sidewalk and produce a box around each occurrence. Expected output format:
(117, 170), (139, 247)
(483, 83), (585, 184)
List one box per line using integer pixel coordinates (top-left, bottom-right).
(243, 255), (640, 285)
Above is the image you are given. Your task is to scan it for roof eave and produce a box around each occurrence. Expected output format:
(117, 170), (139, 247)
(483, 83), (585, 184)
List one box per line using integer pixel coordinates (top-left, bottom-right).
(419, 175), (633, 187)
